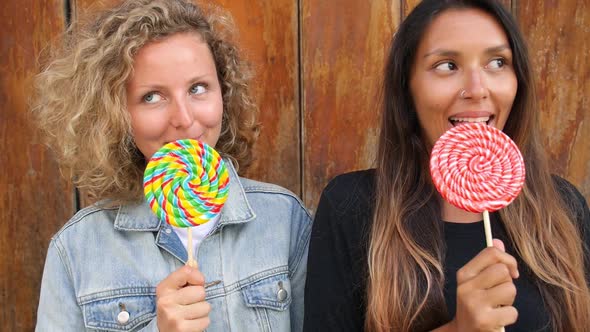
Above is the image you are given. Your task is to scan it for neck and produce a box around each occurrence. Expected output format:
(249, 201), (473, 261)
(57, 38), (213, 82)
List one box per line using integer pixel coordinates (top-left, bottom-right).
(441, 199), (483, 223)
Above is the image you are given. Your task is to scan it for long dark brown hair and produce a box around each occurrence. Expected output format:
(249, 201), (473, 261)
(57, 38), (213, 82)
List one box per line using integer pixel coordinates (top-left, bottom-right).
(366, 0), (590, 330)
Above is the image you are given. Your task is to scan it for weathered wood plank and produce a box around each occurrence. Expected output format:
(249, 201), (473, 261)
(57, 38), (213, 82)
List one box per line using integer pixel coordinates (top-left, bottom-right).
(403, 0), (420, 14)
(210, 0), (300, 195)
(302, 0), (399, 210)
(516, 0), (590, 201)
(403, 0), (512, 16)
(0, 0), (73, 330)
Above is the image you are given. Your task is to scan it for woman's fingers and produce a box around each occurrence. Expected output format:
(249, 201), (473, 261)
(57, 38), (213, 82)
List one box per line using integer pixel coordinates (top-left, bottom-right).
(453, 241), (519, 331)
(457, 246), (519, 284)
(182, 300), (212, 320)
(157, 266), (205, 297)
(175, 285), (207, 305)
(485, 281), (518, 307)
(156, 266), (210, 331)
(469, 263), (513, 290)
(492, 238), (505, 252)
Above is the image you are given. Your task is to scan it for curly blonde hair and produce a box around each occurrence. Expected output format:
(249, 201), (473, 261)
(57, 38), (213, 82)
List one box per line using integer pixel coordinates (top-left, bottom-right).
(32, 0), (260, 204)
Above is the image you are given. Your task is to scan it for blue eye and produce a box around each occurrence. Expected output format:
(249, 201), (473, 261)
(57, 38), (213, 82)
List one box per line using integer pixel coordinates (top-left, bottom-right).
(190, 84), (207, 95)
(143, 92), (162, 104)
(487, 58), (506, 69)
(434, 61), (457, 71)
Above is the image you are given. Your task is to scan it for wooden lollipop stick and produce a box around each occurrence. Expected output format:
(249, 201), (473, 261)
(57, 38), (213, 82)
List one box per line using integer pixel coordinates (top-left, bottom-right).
(483, 210), (506, 332)
(483, 210), (493, 247)
(186, 228), (197, 267)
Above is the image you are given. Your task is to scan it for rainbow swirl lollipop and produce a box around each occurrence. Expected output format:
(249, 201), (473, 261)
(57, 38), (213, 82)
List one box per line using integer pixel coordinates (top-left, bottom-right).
(143, 139), (229, 228)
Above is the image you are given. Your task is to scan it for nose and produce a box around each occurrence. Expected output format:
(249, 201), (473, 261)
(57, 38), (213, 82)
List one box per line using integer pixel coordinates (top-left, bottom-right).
(169, 98), (193, 129)
(461, 69), (488, 100)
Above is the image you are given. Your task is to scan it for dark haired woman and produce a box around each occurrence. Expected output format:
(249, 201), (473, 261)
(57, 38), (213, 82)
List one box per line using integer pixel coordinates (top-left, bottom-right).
(303, 0), (590, 331)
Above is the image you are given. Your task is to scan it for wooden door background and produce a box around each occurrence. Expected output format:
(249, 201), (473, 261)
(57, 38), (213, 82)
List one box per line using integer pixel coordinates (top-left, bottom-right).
(2, 0), (588, 330)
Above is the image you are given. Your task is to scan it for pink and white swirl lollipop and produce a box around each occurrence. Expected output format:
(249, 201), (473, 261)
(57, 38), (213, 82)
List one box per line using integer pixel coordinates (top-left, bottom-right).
(430, 122), (525, 246)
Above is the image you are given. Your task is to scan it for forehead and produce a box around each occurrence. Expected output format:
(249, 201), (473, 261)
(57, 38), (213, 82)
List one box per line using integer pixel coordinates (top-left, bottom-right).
(135, 32), (209, 62)
(417, 8), (509, 54)
(127, 31), (217, 84)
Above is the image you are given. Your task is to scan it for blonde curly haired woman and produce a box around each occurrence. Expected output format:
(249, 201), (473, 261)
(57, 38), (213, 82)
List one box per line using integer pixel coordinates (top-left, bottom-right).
(33, 1), (311, 331)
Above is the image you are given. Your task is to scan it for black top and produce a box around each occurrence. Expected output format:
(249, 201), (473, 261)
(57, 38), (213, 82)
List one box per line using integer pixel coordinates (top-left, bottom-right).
(303, 170), (590, 332)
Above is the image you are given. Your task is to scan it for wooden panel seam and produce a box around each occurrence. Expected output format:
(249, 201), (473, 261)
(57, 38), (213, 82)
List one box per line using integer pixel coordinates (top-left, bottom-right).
(298, 0), (304, 199)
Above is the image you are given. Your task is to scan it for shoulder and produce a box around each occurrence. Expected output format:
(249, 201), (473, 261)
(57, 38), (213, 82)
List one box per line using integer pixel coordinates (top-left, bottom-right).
(551, 176), (590, 240)
(239, 177), (312, 220)
(52, 202), (119, 240)
(311, 169), (375, 242)
(552, 175), (589, 218)
(47, 202), (123, 270)
(318, 169), (376, 217)
(240, 176), (299, 197)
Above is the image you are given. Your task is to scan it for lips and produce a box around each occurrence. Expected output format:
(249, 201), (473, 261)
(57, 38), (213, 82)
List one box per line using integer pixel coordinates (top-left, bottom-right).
(164, 135), (203, 145)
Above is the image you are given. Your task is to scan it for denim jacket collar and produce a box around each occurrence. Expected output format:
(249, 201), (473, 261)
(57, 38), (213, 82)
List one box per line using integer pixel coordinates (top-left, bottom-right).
(113, 158), (256, 232)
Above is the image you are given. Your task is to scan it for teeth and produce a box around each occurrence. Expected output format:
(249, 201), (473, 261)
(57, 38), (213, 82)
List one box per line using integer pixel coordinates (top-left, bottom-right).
(449, 116), (490, 123)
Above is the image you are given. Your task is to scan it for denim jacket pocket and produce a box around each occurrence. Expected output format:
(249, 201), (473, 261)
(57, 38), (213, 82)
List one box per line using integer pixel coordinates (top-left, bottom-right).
(81, 290), (156, 331)
(241, 273), (292, 311)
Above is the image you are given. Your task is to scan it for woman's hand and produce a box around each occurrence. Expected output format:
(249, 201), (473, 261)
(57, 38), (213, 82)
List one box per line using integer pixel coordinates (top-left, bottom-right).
(156, 265), (211, 332)
(450, 239), (519, 332)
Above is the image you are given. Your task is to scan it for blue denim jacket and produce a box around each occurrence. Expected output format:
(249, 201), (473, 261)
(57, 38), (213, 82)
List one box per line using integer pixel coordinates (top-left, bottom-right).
(36, 161), (312, 331)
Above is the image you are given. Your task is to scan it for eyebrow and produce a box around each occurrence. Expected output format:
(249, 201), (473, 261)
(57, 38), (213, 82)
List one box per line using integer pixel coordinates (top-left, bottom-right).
(133, 73), (215, 90)
(423, 44), (512, 58)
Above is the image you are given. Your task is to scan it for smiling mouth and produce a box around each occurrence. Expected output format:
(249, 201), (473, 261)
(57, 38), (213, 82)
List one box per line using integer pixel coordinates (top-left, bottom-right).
(449, 115), (494, 126)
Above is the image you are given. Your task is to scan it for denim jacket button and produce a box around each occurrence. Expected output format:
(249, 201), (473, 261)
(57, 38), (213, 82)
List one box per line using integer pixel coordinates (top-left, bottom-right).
(277, 288), (288, 302)
(117, 310), (130, 324)
(277, 281), (288, 302)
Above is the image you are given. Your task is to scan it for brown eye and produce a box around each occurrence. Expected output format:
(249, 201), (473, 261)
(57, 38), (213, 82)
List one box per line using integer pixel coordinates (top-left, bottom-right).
(487, 58), (505, 69)
(434, 61), (457, 71)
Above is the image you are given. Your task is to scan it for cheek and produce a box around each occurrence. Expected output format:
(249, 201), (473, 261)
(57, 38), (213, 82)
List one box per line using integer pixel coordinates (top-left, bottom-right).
(491, 75), (518, 131)
(413, 89), (454, 121)
(130, 110), (168, 139)
(198, 95), (224, 127)
(412, 88), (458, 145)
(499, 78), (518, 113)
(204, 107), (223, 127)
(412, 76), (457, 112)
(127, 107), (170, 160)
